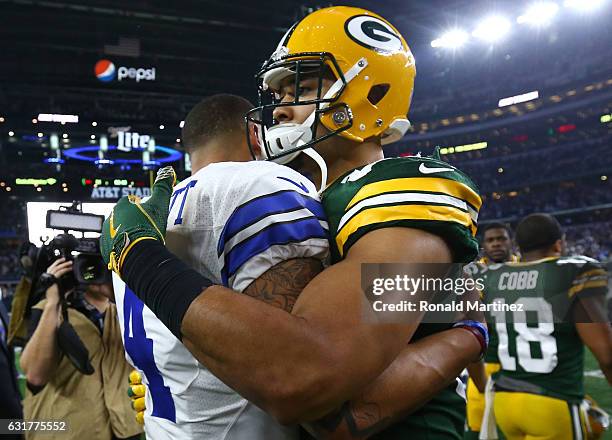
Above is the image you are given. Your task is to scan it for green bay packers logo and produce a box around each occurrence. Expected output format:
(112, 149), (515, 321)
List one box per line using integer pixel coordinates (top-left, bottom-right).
(345, 15), (403, 53)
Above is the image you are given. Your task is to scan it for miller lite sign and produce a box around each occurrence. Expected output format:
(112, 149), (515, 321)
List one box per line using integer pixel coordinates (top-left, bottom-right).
(117, 131), (151, 152)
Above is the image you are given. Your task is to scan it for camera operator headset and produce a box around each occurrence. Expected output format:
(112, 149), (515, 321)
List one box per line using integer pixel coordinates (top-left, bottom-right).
(19, 205), (142, 440)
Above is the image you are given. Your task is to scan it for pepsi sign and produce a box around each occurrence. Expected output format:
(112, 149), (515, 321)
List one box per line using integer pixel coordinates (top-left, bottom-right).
(94, 59), (156, 83)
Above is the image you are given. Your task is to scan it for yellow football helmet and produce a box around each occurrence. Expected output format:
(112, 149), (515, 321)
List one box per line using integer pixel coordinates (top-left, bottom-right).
(583, 395), (610, 440)
(246, 6), (416, 169)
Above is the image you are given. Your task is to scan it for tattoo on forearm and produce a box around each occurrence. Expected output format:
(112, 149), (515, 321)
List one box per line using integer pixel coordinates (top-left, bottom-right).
(243, 258), (323, 312)
(314, 398), (391, 438)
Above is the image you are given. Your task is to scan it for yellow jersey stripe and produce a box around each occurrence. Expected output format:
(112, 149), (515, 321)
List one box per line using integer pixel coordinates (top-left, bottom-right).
(336, 203), (475, 257)
(508, 256), (560, 266)
(575, 268), (607, 280)
(573, 274), (608, 285)
(568, 280), (608, 297)
(337, 191), (476, 231)
(479, 254), (520, 265)
(346, 177), (482, 212)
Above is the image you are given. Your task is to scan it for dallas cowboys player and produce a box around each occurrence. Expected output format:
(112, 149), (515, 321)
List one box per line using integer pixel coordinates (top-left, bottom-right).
(113, 94), (327, 439)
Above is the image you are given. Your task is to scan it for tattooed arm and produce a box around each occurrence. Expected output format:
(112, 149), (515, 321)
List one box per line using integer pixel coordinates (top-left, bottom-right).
(243, 258), (324, 312)
(305, 328), (482, 439)
(244, 258), (482, 438)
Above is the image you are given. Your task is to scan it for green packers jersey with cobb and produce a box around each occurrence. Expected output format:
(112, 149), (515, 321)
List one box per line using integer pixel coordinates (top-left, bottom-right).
(321, 155), (482, 439)
(480, 256), (609, 403)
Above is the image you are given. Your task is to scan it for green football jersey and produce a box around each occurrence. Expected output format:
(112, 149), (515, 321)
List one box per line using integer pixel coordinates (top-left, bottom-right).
(481, 256), (609, 402)
(484, 323), (501, 364)
(478, 255), (520, 364)
(321, 156), (481, 264)
(321, 155), (482, 438)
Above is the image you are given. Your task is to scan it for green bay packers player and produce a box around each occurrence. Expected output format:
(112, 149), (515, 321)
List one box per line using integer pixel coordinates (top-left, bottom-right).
(101, 6), (487, 439)
(480, 223), (519, 265)
(466, 222), (518, 439)
(480, 214), (612, 440)
(249, 9), (484, 437)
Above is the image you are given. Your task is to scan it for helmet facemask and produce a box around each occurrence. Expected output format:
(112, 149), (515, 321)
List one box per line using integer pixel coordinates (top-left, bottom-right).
(247, 51), (373, 192)
(246, 52), (355, 165)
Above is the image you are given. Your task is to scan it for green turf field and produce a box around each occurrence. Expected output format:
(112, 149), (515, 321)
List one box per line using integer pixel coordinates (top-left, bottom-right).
(584, 349), (612, 439)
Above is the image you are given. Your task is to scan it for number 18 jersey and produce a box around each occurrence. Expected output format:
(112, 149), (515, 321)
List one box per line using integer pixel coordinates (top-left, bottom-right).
(481, 255), (608, 402)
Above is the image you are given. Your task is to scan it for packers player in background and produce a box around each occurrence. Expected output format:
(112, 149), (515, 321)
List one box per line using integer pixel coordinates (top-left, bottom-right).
(480, 214), (612, 440)
(480, 222), (519, 265)
(102, 6), (487, 439)
(465, 222), (518, 439)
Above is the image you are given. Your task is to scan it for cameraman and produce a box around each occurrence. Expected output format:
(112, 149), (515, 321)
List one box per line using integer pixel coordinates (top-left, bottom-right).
(20, 258), (142, 440)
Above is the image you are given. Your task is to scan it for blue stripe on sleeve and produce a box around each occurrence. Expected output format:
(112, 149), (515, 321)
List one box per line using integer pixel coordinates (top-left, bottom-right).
(221, 216), (328, 285)
(217, 190), (326, 256)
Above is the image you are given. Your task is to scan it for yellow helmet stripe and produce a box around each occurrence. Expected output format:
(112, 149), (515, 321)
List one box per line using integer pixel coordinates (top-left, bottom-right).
(346, 177), (482, 212)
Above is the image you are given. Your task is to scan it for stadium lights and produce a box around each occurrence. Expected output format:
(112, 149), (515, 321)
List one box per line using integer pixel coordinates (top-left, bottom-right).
(159, 124), (165, 130)
(439, 141), (488, 155)
(92, 121), (98, 127)
(0, 117), (4, 122)
(601, 175), (608, 181)
(431, 29), (469, 48)
(37, 113), (79, 124)
(8, 131), (14, 136)
(517, 2), (559, 26)
(564, 0), (605, 11)
(179, 120), (185, 128)
(37, 132), (43, 138)
(498, 91), (540, 107)
(32, 118), (38, 124)
(90, 134), (96, 139)
(601, 114), (612, 123)
(472, 16), (512, 42)
(62, 133), (68, 139)
(16, 178), (57, 186)
(176, 138), (181, 143)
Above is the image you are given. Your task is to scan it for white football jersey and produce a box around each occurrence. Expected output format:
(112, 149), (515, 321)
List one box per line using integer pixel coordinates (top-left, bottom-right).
(113, 161), (329, 440)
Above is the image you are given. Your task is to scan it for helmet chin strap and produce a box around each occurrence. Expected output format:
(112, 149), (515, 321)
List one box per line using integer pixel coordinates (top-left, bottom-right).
(302, 147), (328, 193)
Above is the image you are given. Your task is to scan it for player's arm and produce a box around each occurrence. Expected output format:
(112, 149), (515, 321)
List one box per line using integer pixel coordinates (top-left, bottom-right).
(305, 269), (488, 438)
(463, 269), (488, 394)
(100, 167), (461, 423)
(467, 360), (487, 393)
(242, 257), (323, 313)
(577, 322), (612, 384)
(574, 292), (612, 384)
(179, 226), (448, 423)
(305, 326), (483, 438)
(572, 264), (612, 384)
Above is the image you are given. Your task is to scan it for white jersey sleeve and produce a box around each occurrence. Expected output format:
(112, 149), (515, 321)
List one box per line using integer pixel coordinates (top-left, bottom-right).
(166, 160), (329, 292)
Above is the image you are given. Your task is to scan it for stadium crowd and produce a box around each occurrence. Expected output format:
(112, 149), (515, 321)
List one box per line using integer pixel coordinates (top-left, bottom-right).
(1, 213), (611, 283)
(480, 180), (612, 219)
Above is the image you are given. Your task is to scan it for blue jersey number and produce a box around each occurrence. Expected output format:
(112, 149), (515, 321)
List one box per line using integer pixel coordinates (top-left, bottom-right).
(170, 180), (197, 225)
(123, 288), (176, 422)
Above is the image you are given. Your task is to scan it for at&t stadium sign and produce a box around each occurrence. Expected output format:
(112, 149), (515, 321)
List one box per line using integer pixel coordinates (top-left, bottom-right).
(91, 186), (151, 200)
